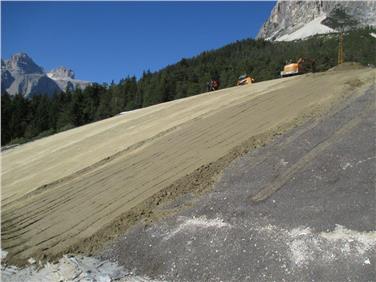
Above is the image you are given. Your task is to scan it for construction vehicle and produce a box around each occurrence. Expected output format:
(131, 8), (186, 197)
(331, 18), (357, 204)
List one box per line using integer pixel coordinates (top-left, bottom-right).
(280, 58), (316, 77)
(207, 79), (220, 92)
(237, 74), (255, 86)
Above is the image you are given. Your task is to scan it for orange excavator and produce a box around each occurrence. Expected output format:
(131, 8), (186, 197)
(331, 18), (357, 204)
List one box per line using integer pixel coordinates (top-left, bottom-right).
(237, 74), (255, 86)
(280, 58), (316, 77)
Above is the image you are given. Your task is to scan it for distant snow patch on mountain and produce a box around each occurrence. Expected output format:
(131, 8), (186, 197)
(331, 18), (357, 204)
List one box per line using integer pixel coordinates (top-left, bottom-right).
(258, 1), (376, 42)
(276, 14), (335, 41)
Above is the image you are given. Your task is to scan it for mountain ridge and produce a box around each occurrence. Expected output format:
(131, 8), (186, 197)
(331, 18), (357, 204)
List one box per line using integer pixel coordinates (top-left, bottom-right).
(1, 53), (91, 97)
(257, 0), (376, 41)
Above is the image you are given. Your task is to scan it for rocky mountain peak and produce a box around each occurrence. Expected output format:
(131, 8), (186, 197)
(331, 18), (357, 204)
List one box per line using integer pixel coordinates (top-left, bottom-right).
(2, 53), (91, 97)
(257, 0), (376, 41)
(47, 66), (75, 79)
(5, 52), (44, 74)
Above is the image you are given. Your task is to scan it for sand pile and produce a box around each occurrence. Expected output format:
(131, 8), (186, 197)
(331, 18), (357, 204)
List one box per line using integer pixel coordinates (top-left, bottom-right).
(328, 62), (366, 72)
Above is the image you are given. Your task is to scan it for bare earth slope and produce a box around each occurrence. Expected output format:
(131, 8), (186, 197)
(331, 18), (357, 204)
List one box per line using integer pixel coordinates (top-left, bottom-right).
(2, 67), (375, 264)
(105, 83), (375, 282)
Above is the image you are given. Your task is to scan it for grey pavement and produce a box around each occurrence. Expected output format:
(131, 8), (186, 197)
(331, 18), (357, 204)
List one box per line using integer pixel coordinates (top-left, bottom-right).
(102, 86), (376, 282)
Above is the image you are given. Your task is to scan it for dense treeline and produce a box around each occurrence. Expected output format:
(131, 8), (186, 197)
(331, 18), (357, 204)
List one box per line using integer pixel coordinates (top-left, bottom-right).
(2, 28), (375, 145)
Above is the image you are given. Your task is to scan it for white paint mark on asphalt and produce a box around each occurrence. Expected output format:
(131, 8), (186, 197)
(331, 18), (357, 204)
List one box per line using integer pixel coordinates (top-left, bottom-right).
(341, 162), (353, 170)
(320, 225), (376, 253)
(280, 159), (289, 166)
(255, 224), (376, 267)
(164, 216), (231, 240)
(356, 156), (376, 166)
(341, 156), (376, 170)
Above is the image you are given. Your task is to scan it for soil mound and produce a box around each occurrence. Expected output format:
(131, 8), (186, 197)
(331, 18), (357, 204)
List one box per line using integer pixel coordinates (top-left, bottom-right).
(328, 62), (365, 72)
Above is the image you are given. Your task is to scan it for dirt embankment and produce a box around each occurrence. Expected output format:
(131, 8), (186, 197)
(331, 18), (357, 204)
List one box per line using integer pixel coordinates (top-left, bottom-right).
(328, 62), (366, 72)
(2, 66), (375, 265)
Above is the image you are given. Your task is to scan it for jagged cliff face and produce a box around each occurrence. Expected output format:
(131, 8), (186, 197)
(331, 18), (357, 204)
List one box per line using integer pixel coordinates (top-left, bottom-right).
(257, 0), (376, 41)
(1, 54), (61, 97)
(47, 66), (91, 93)
(1, 53), (91, 97)
(4, 53), (44, 74)
(47, 66), (75, 79)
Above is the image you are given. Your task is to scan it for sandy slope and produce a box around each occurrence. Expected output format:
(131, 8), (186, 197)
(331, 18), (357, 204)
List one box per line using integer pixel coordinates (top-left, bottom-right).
(1, 67), (375, 264)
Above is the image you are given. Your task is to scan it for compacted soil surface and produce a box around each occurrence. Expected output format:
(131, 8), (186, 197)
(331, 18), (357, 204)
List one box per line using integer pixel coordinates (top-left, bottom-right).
(2, 66), (375, 271)
(102, 82), (375, 281)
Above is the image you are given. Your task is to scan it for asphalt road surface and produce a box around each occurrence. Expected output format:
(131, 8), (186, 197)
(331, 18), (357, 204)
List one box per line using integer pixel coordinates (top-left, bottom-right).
(102, 86), (376, 282)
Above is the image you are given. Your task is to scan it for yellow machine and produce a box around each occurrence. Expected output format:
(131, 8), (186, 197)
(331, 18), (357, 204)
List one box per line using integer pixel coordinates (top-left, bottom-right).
(280, 58), (315, 77)
(280, 58), (305, 77)
(237, 74), (255, 86)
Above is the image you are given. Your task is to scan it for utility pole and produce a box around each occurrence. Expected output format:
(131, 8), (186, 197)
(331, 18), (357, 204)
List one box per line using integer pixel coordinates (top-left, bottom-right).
(338, 32), (344, 65)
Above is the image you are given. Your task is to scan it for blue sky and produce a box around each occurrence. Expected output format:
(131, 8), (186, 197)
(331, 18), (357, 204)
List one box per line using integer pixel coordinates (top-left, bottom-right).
(2, 1), (275, 83)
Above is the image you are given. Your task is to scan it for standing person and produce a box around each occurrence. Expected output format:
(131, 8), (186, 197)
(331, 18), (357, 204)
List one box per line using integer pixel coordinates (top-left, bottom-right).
(214, 79), (220, 90)
(207, 80), (212, 92)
